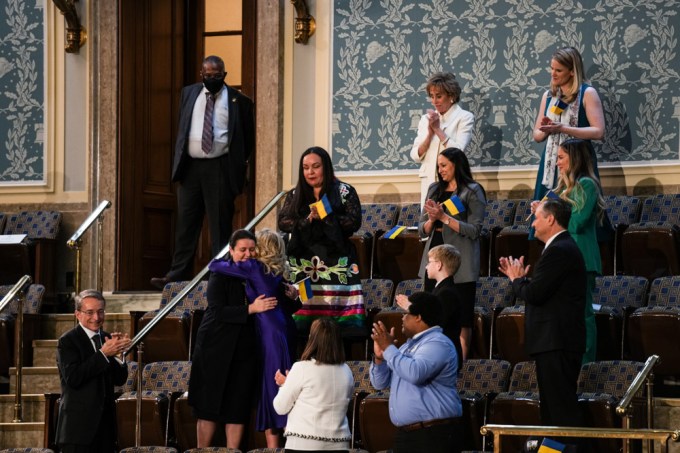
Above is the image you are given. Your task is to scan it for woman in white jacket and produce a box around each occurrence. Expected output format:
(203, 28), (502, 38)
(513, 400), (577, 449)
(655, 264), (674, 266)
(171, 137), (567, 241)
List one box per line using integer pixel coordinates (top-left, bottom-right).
(273, 318), (354, 452)
(410, 72), (475, 207)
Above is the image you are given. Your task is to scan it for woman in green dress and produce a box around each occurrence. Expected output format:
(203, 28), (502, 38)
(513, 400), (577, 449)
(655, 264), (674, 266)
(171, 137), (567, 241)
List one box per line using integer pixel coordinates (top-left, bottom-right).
(533, 138), (604, 364)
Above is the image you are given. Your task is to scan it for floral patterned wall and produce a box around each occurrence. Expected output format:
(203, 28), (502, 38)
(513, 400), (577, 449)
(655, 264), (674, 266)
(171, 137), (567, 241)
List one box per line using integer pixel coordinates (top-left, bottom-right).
(331, 0), (680, 172)
(0, 0), (44, 184)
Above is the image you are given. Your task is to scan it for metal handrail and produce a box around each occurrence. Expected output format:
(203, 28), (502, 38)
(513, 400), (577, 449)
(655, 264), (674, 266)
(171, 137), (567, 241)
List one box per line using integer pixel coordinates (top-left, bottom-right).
(0, 275), (32, 423)
(126, 189), (288, 354)
(67, 200), (112, 294)
(0, 275), (32, 313)
(66, 200), (111, 247)
(617, 354), (659, 416)
(481, 424), (680, 453)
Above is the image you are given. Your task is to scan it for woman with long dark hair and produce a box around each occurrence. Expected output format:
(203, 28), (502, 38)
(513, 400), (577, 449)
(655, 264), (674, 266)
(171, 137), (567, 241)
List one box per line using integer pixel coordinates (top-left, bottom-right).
(278, 147), (366, 333)
(417, 148), (486, 361)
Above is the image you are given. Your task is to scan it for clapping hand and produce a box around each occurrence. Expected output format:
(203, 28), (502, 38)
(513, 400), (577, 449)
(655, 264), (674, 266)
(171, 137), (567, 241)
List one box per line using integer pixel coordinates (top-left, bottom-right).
(426, 109), (441, 135)
(424, 198), (444, 222)
(275, 368), (289, 386)
(498, 256), (530, 281)
(538, 117), (564, 134)
(395, 294), (411, 311)
(371, 321), (396, 357)
(101, 332), (131, 358)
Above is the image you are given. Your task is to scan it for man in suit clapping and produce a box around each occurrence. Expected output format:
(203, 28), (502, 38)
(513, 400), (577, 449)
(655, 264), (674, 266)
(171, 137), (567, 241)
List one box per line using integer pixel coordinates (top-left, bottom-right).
(499, 198), (586, 437)
(56, 290), (131, 453)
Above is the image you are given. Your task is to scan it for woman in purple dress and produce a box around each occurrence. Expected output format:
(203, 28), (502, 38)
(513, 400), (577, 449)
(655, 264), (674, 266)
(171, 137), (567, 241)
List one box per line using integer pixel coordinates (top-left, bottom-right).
(209, 228), (300, 447)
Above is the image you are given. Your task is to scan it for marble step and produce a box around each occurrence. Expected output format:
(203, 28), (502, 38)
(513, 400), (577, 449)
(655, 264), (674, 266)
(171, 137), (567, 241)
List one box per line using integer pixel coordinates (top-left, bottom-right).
(0, 421), (44, 449)
(32, 340), (57, 367)
(106, 291), (161, 313)
(9, 367), (60, 394)
(0, 394), (46, 423)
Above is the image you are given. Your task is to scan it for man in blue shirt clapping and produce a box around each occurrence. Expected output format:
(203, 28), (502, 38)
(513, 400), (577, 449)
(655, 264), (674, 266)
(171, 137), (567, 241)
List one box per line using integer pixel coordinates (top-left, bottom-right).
(370, 291), (463, 453)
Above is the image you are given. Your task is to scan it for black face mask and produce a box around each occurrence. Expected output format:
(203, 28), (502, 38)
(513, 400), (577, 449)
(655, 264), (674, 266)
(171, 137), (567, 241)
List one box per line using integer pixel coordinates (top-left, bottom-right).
(203, 77), (224, 95)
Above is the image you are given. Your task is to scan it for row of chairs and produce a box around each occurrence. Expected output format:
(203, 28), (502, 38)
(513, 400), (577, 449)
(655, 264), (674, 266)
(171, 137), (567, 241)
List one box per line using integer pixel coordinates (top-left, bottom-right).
(352, 194), (680, 285)
(0, 211), (62, 304)
(41, 356), (648, 453)
(487, 194), (680, 281)
(366, 275), (680, 388)
(58, 360), (375, 452)
(138, 272), (680, 378)
(342, 359), (646, 452)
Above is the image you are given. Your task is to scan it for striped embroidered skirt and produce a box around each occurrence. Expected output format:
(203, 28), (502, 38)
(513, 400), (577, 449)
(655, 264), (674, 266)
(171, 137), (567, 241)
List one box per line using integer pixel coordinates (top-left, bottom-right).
(288, 254), (366, 332)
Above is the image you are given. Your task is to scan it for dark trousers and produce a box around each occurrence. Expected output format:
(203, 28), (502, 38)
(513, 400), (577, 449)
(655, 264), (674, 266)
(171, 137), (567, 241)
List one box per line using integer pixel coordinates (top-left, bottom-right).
(393, 422), (463, 453)
(534, 349), (584, 427)
(168, 155), (234, 280)
(59, 407), (116, 453)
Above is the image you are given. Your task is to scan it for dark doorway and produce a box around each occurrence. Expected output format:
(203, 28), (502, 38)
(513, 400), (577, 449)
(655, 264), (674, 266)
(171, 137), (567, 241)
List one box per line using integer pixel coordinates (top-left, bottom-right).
(117, 0), (256, 290)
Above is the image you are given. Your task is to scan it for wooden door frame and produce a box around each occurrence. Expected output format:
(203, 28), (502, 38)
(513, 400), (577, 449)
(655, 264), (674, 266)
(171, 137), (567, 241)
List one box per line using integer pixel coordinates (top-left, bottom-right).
(115, 0), (257, 290)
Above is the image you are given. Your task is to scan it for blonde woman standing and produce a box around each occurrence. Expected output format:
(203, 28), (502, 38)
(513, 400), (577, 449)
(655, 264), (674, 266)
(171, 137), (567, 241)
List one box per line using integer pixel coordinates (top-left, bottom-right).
(532, 46), (605, 201)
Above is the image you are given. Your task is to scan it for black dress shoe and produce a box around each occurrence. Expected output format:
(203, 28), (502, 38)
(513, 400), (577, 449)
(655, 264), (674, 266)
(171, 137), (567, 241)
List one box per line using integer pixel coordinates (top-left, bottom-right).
(150, 276), (170, 290)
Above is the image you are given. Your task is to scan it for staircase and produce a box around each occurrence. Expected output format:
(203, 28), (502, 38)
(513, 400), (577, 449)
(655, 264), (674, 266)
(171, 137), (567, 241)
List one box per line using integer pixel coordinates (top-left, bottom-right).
(0, 292), (159, 448)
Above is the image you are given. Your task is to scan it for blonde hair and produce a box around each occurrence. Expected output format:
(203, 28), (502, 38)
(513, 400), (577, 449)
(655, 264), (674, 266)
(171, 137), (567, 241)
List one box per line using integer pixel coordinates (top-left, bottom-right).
(428, 244), (461, 276)
(255, 228), (290, 278)
(550, 47), (585, 104)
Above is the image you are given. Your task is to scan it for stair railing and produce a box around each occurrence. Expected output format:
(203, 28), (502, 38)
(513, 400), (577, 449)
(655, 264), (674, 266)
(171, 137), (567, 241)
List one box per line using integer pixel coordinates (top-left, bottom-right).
(482, 354), (663, 453)
(67, 200), (111, 294)
(124, 189), (288, 446)
(616, 354), (660, 453)
(0, 274), (33, 422)
(481, 424), (679, 453)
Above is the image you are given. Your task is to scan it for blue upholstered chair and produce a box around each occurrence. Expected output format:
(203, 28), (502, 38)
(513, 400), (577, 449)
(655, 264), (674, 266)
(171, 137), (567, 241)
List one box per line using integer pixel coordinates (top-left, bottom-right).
(622, 194), (680, 280)
(375, 203), (424, 283)
(351, 203), (399, 279)
(116, 361), (192, 449)
(628, 276), (680, 380)
(473, 276), (515, 359)
(480, 199), (516, 277)
(592, 275), (648, 360)
(457, 359), (512, 450)
(137, 281), (208, 362)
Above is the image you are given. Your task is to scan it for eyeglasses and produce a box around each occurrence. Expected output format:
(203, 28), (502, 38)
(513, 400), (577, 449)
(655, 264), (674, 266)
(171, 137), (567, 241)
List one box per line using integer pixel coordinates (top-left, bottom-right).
(79, 309), (105, 317)
(427, 259), (439, 264)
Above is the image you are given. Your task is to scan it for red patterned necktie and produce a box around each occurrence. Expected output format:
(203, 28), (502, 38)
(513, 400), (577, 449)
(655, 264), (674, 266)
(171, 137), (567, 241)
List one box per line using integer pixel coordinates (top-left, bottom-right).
(201, 92), (215, 154)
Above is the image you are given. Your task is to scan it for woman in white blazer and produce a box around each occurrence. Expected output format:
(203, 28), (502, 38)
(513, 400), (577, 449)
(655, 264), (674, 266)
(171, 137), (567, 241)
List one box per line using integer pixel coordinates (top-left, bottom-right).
(273, 318), (354, 452)
(410, 72), (475, 207)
